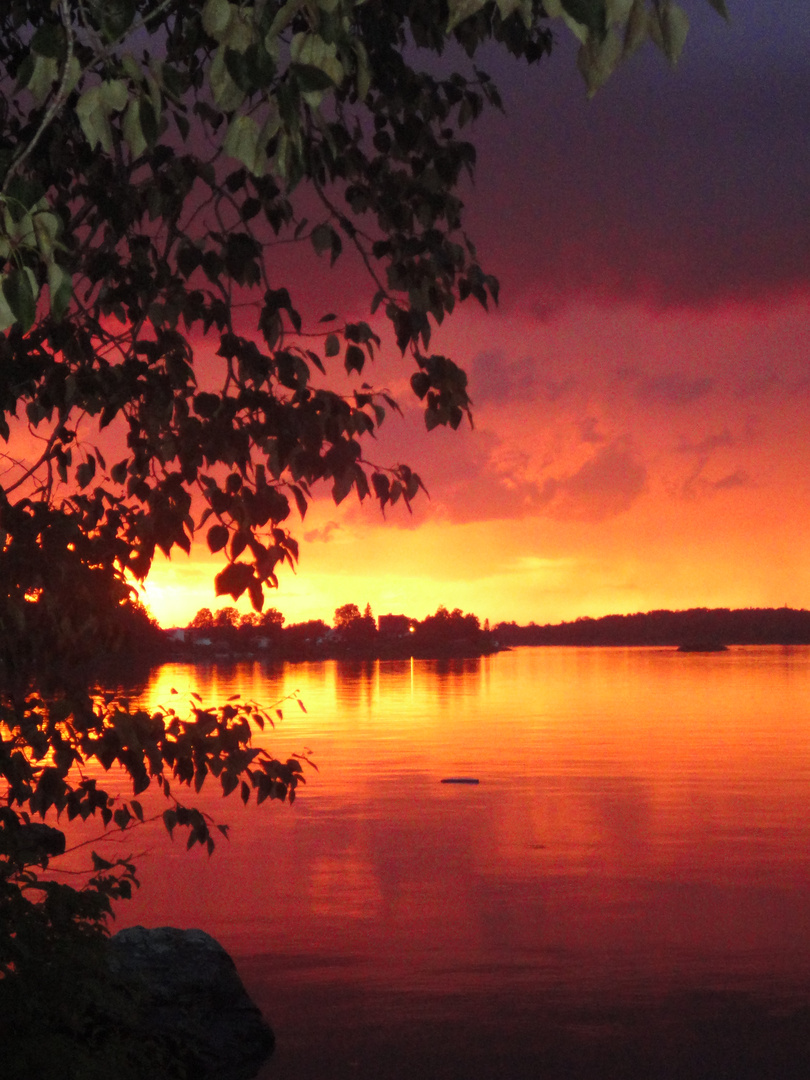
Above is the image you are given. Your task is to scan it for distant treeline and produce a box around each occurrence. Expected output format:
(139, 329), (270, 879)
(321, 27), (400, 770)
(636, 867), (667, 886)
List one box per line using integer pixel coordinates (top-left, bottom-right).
(177, 602), (497, 659)
(492, 608), (810, 648)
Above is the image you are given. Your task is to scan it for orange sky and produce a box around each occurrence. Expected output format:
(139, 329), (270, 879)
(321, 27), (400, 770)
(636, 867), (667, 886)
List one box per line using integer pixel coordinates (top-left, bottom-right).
(142, 295), (810, 628)
(133, 6), (810, 628)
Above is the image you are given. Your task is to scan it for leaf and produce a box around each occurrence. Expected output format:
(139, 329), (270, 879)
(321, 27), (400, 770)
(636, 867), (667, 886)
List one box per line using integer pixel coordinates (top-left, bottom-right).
(123, 99), (147, 159)
(446, 0), (488, 34)
(623, 0), (648, 55)
(248, 577), (264, 612)
(230, 530), (248, 560)
(203, 0), (233, 39)
(289, 484), (308, 518)
(215, 561), (255, 600)
(26, 53), (59, 106)
(76, 457), (96, 489)
(660, 2), (690, 66)
(605, 0), (635, 25)
(544, 0), (589, 44)
(578, 28), (623, 95)
(371, 472), (390, 504)
(31, 20), (66, 60)
(707, 0), (729, 19)
(353, 39), (372, 100)
(310, 223), (333, 257)
(207, 523), (229, 553)
(47, 262), (72, 322)
(0, 284), (15, 333)
(332, 468), (354, 505)
(99, 79), (128, 113)
(344, 344), (365, 375)
(290, 33), (344, 86)
(91, 851), (114, 872)
(97, 0), (136, 41)
(76, 86), (113, 153)
(224, 113), (264, 175)
(2, 267), (37, 331)
(210, 47), (245, 110)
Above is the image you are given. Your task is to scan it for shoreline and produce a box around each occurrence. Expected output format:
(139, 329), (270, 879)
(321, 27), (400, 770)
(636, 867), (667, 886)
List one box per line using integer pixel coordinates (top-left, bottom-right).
(159, 639), (507, 666)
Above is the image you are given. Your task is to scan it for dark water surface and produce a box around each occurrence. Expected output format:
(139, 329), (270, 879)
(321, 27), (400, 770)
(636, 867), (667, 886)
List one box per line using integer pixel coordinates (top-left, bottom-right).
(79, 646), (810, 1076)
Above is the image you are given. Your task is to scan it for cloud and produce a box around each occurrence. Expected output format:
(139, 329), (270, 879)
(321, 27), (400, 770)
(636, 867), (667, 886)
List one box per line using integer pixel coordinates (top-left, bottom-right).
(539, 440), (648, 523)
(635, 374), (714, 407)
(468, 350), (574, 406)
(678, 456), (754, 500)
(675, 429), (735, 455)
(469, 18), (810, 312)
(405, 426), (548, 525)
(304, 520), (342, 544)
(711, 470), (751, 491)
(578, 416), (606, 444)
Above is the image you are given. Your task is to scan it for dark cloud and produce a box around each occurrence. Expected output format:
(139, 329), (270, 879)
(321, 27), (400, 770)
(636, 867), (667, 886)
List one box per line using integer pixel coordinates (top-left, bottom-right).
(467, 5), (810, 311)
(681, 466), (753, 500)
(675, 429), (735, 455)
(304, 520), (342, 544)
(429, 433), (545, 524)
(578, 416), (606, 444)
(636, 373), (714, 406)
(539, 440), (648, 522)
(711, 470), (751, 491)
(671, 425), (754, 500)
(468, 350), (574, 405)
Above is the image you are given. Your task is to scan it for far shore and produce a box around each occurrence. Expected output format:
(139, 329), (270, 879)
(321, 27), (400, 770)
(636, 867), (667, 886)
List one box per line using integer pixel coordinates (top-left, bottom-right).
(161, 637), (506, 665)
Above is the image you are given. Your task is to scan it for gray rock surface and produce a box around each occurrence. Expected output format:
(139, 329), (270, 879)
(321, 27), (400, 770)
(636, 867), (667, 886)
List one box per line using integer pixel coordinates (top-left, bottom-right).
(108, 925), (275, 1080)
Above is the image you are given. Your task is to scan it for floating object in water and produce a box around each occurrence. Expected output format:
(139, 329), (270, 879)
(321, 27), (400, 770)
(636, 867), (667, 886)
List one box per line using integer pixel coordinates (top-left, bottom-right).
(440, 777), (479, 784)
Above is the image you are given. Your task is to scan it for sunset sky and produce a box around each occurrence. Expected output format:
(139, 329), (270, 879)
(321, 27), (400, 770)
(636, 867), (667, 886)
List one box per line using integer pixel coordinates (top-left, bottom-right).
(142, 3), (810, 630)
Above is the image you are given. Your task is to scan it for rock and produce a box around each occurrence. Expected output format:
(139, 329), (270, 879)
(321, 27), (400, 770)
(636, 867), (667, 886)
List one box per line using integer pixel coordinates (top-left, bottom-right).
(107, 926), (275, 1080)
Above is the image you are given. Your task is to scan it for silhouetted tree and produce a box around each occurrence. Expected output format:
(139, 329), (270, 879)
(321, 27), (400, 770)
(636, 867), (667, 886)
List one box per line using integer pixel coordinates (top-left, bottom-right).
(0, 1), (728, 1068)
(189, 608), (215, 631)
(334, 603), (362, 631)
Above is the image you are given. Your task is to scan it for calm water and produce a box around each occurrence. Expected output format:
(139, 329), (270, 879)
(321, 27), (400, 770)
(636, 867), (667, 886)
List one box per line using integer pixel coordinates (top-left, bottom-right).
(70, 646), (810, 1076)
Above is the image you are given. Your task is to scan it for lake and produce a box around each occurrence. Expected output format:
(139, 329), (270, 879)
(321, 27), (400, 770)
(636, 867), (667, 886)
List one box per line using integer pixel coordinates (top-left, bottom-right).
(83, 645), (810, 1078)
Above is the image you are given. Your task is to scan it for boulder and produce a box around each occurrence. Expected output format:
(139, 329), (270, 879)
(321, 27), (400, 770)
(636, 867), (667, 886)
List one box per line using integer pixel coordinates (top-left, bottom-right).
(107, 926), (274, 1080)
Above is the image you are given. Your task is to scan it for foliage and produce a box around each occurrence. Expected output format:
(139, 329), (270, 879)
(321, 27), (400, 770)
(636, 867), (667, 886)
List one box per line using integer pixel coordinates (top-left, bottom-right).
(333, 599), (376, 641)
(414, 604), (481, 645)
(333, 601), (361, 629)
(495, 606), (810, 648)
(183, 600), (492, 656)
(0, 0), (726, 1056)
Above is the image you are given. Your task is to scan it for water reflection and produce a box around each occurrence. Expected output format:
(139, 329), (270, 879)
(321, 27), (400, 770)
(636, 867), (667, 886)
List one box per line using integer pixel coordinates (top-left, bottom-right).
(104, 646), (810, 1019)
(333, 658), (377, 711)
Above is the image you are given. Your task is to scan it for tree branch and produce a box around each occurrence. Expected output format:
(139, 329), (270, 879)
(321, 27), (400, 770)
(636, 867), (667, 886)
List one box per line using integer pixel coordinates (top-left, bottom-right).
(2, 0), (75, 196)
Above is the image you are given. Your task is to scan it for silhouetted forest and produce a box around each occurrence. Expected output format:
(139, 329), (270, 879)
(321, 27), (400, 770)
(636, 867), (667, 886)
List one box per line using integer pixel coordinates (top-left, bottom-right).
(176, 603), (497, 660)
(158, 605), (810, 662)
(492, 607), (810, 648)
